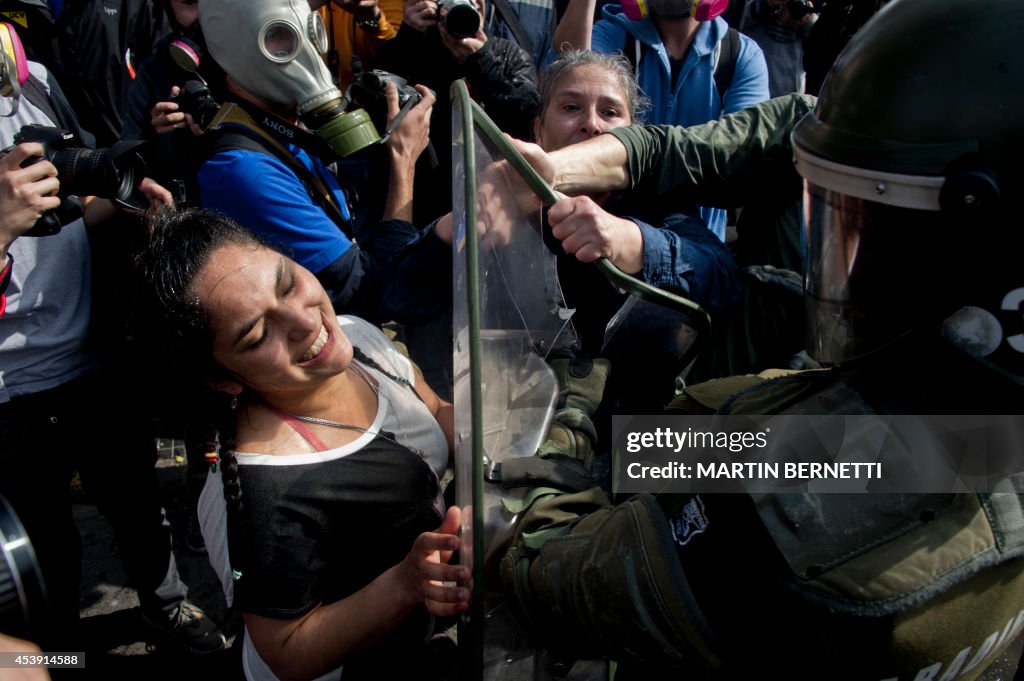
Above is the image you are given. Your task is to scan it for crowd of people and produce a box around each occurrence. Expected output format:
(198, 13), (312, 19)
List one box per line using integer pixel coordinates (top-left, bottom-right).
(1, 0), (1022, 680)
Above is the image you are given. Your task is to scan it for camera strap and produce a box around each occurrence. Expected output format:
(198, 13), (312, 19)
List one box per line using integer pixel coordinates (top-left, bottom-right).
(233, 99), (341, 160)
(206, 102), (354, 237)
(19, 74), (93, 145)
(18, 75), (58, 126)
(380, 98), (417, 145)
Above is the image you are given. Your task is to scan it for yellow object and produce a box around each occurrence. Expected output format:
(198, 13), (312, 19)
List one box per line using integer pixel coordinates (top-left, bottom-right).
(319, 0), (404, 89)
(0, 11), (28, 29)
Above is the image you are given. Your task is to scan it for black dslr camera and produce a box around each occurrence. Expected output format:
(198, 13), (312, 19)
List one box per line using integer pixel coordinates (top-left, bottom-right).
(168, 79), (221, 131)
(7, 125), (147, 236)
(436, 0), (480, 38)
(347, 69), (422, 139)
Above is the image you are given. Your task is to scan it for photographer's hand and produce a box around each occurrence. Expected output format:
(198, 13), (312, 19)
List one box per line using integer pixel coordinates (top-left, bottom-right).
(438, 21), (486, 63)
(332, 0), (381, 21)
(404, 0), (438, 32)
(0, 633), (52, 681)
(0, 143), (61, 256)
(138, 177), (174, 211)
(383, 82), (435, 221)
(150, 86), (188, 134)
(81, 179), (174, 227)
(386, 82), (434, 164)
(182, 113), (205, 138)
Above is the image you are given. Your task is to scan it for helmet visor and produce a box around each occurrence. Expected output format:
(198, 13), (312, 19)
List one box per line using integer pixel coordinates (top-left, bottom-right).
(804, 183), (941, 365)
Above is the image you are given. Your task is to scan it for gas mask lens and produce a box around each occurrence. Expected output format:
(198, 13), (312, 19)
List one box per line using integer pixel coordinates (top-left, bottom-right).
(261, 21), (300, 61)
(308, 12), (328, 54)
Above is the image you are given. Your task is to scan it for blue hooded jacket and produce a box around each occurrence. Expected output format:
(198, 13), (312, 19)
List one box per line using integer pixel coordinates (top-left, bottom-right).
(592, 8), (769, 239)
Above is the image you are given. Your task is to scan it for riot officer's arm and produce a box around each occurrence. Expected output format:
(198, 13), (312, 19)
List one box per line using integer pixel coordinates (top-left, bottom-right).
(514, 94), (816, 204)
(607, 93), (815, 206)
(510, 133), (630, 196)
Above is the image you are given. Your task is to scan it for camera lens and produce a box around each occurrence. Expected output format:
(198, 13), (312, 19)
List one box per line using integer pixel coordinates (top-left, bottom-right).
(50, 147), (142, 204)
(0, 496), (47, 638)
(443, 2), (480, 39)
(364, 72), (388, 91)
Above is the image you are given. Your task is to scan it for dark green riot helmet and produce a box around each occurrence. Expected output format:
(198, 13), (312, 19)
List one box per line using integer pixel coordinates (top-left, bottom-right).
(792, 0), (1024, 375)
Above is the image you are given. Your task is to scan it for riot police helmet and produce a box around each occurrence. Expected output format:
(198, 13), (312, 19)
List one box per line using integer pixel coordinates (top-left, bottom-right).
(792, 0), (1024, 375)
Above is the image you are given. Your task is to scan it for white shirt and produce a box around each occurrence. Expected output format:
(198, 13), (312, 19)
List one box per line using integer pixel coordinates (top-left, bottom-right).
(199, 316), (448, 681)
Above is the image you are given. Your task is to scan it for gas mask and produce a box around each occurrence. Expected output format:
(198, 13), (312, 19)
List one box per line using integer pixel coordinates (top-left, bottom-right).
(623, 0), (729, 21)
(199, 0), (380, 157)
(0, 22), (29, 117)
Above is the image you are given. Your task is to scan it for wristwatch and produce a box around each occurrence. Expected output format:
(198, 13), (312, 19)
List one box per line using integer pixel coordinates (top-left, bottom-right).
(356, 7), (383, 30)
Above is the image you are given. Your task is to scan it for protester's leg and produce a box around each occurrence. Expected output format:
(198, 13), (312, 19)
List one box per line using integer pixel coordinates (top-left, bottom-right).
(501, 488), (719, 672)
(68, 374), (181, 610)
(0, 382), (85, 649)
(181, 388), (220, 554)
(73, 372), (225, 654)
(495, 351), (721, 672)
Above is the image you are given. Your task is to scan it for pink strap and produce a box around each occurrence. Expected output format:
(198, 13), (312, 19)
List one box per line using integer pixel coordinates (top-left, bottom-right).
(266, 405), (330, 452)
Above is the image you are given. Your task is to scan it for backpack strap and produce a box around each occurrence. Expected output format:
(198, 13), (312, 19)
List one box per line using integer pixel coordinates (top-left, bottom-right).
(712, 27), (740, 110)
(625, 27), (738, 110)
(205, 103), (354, 238)
(623, 33), (646, 75)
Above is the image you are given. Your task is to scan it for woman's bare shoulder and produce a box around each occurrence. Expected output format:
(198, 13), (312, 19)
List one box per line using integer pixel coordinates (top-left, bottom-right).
(234, 402), (314, 456)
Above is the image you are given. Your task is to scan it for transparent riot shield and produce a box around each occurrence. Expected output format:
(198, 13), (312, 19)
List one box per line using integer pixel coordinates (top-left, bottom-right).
(451, 80), (709, 681)
(450, 79), (574, 681)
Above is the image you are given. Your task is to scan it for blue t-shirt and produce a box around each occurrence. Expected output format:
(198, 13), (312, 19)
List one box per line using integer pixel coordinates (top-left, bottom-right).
(198, 142), (353, 274)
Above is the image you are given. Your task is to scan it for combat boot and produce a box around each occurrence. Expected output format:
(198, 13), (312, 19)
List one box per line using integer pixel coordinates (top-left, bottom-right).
(501, 493), (720, 671)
